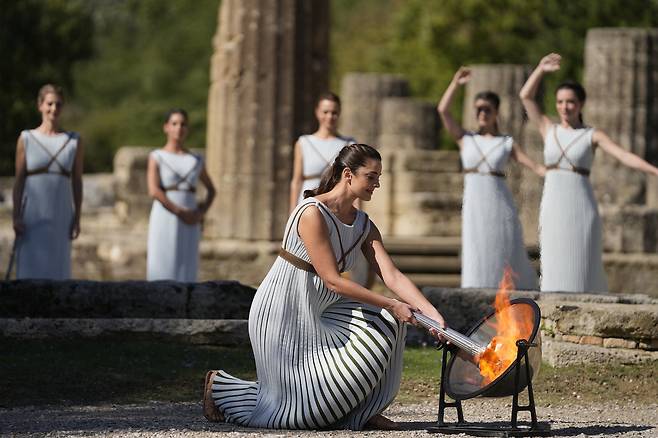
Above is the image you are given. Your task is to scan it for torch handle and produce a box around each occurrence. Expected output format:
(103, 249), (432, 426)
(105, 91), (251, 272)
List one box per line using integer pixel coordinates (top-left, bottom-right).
(412, 312), (486, 357)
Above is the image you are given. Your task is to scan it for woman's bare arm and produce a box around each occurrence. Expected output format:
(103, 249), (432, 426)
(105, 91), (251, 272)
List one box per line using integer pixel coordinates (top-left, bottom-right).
(289, 140), (303, 213)
(437, 67), (469, 144)
(361, 223), (446, 326)
(594, 130), (658, 176)
(197, 164), (216, 214)
(519, 54), (560, 138)
(70, 136), (84, 239)
(12, 135), (27, 237)
(298, 206), (421, 324)
(511, 142), (545, 177)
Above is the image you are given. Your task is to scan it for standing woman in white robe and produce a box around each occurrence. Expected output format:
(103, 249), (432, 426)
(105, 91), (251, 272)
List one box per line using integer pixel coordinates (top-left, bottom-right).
(146, 109), (216, 281)
(520, 53), (658, 292)
(12, 84), (83, 279)
(437, 67), (544, 290)
(290, 93), (370, 286)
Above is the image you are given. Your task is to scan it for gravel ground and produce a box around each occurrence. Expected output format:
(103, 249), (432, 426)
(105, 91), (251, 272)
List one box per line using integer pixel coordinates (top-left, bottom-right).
(1, 399), (656, 437)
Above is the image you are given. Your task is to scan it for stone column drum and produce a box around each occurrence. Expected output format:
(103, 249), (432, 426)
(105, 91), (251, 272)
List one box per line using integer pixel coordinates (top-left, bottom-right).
(205, 0), (329, 241)
(339, 73), (410, 147)
(584, 28), (658, 207)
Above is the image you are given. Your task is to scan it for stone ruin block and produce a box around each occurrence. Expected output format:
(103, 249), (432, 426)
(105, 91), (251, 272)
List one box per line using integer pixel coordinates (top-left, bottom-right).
(584, 28), (658, 206)
(601, 204), (658, 253)
(340, 73), (410, 147)
(378, 97), (441, 150)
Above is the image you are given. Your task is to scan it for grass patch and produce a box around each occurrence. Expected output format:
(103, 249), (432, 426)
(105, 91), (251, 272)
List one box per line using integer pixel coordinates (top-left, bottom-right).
(2, 339), (656, 407)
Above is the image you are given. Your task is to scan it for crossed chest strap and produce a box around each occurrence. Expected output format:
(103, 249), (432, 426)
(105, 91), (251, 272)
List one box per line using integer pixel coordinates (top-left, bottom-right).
(25, 132), (74, 178)
(279, 201), (369, 275)
(546, 126), (591, 176)
(462, 135), (507, 178)
(157, 152), (200, 192)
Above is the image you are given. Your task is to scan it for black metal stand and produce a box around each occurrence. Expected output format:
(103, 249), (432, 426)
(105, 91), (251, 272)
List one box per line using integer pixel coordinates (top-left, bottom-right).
(427, 340), (551, 437)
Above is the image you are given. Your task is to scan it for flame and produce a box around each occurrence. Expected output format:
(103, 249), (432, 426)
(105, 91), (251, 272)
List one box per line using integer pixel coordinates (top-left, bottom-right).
(477, 268), (533, 385)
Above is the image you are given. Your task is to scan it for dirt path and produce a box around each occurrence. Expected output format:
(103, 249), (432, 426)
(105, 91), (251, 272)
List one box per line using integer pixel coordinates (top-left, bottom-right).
(2, 399), (656, 437)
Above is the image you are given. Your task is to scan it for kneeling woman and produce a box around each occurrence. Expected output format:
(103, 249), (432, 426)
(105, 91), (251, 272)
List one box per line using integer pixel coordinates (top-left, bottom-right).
(204, 144), (445, 430)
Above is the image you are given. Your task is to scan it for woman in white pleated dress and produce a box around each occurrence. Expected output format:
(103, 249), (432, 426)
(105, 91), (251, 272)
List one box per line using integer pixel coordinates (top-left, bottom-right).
(520, 53), (658, 293)
(146, 109), (215, 281)
(12, 84), (83, 279)
(204, 144), (446, 430)
(289, 92), (371, 286)
(437, 67), (544, 290)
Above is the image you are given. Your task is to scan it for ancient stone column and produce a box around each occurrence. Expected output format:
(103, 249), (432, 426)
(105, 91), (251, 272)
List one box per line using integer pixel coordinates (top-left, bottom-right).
(584, 28), (658, 207)
(462, 64), (542, 244)
(206, 0), (329, 240)
(339, 73), (410, 146)
(378, 98), (440, 150)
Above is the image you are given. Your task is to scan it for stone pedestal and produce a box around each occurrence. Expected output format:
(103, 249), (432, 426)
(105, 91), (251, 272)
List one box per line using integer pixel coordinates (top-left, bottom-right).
(584, 28), (658, 206)
(461, 64), (542, 244)
(378, 98), (440, 150)
(205, 0), (329, 241)
(339, 73), (410, 146)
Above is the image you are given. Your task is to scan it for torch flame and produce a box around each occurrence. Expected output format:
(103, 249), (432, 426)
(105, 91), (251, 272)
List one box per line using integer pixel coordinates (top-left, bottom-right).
(478, 268), (533, 385)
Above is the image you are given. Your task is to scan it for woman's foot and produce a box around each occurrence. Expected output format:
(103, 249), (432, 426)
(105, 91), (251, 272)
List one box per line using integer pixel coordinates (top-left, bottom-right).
(364, 414), (400, 430)
(203, 371), (224, 422)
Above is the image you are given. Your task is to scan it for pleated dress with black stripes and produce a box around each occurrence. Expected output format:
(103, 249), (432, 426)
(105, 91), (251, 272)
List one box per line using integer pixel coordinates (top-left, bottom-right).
(211, 198), (406, 430)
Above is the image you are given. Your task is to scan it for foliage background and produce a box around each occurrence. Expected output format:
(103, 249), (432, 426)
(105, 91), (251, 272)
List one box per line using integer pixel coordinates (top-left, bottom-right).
(2, 0), (658, 175)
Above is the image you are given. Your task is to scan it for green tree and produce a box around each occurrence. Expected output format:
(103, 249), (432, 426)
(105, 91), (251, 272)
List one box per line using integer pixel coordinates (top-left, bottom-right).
(68, 0), (219, 172)
(0, 0), (93, 175)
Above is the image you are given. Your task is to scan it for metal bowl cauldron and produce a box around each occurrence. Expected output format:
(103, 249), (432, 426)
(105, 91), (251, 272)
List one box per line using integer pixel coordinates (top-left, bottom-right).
(444, 298), (542, 400)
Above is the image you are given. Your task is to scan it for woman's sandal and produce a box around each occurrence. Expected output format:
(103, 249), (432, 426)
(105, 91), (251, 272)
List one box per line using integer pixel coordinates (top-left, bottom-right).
(364, 414), (400, 430)
(203, 370), (224, 422)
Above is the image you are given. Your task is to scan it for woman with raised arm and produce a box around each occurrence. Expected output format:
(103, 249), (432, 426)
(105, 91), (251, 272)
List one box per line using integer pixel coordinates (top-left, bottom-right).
(204, 143), (446, 430)
(12, 84), (83, 279)
(146, 109), (216, 281)
(437, 67), (544, 290)
(519, 53), (658, 293)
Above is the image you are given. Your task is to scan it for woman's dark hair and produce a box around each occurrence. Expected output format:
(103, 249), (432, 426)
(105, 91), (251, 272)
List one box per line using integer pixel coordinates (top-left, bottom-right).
(474, 90), (500, 133)
(304, 143), (381, 198)
(315, 92), (341, 108)
(556, 81), (586, 123)
(164, 108), (188, 124)
(474, 91), (500, 110)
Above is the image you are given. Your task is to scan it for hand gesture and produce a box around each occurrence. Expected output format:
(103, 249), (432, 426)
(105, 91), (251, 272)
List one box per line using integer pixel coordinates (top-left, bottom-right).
(538, 53), (561, 73)
(453, 67), (471, 85)
(416, 306), (447, 340)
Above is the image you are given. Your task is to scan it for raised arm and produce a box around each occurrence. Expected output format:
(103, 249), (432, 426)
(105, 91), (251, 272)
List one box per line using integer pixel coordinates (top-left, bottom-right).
(511, 142), (546, 177)
(70, 136), (84, 239)
(298, 206), (431, 326)
(12, 135), (27, 237)
(519, 53), (560, 137)
(593, 130), (658, 176)
(437, 67), (469, 143)
(362, 222), (446, 327)
(289, 140), (304, 213)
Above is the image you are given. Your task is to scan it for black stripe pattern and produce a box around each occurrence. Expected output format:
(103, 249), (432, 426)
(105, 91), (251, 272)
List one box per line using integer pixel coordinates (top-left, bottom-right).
(212, 199), (406, 430)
